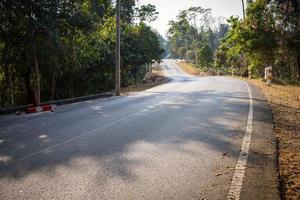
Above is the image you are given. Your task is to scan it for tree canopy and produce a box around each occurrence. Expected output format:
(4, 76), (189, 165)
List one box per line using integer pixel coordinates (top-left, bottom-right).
(0, 0), (164, 108)
(167, 6), (229, 70)
(216, 0), (300, 80)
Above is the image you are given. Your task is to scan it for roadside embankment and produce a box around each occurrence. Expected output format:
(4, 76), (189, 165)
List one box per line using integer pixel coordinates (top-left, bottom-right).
(121, 66), (167, 95)
(0, 67), (166, 115)
(176, 60), (217, 76)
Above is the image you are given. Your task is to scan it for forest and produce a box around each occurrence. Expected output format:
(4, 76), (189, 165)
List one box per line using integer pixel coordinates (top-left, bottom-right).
(0, 0), (164, 108)
(167, 6), (229, 70)
(168, 0), (300, 82)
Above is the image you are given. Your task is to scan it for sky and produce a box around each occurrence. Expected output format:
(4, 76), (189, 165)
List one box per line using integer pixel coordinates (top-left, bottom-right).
(138, 0), (244, 37)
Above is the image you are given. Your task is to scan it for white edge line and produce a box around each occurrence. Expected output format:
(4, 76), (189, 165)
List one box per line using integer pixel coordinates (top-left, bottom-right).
(227, 81), (253, 200)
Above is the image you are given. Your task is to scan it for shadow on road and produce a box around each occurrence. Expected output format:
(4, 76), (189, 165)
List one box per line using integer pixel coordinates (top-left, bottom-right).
(0, 89), (274, 185)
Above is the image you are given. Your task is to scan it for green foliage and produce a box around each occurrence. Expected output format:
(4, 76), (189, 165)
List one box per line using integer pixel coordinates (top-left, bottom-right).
(157, 34), (169, 58)
(122, 22), (163, 85)
(214, 44), (229, 68)
(0, 0), (163, 108)
(186, 50), (195, 61)
(167, 6), (228, 69)
(216, 0), (300, 80)
(196, 44), (213, 69)
(136, 4), (159, 22)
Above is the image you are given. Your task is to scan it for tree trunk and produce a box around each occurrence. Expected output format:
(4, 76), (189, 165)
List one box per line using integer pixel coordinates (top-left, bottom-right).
(3, 65), (14, 107)
(69, 74), (74, 98)
(34, 57), (41, 105)
(297, 52), (300, 79)
(2, 47), (14, 107)
(24, 66), (32, 105)
(241, 0), (245, 19)
(4, 61), (15, 107)
(8, 72), (14, 107)
(51, 71), (55, 101)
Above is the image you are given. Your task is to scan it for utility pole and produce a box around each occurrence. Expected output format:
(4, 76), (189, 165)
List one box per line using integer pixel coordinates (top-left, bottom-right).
(241, 0), (245, 19)
(241, 0), (249, 78)
(35, 57), (41, 105)
(115, 0), (121, 96)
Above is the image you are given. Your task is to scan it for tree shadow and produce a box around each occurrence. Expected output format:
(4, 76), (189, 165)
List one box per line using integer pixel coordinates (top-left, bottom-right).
(0, 89), (274, 187)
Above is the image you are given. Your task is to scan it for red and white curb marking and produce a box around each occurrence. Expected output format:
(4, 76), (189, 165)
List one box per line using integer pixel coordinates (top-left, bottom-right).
(25, 104), (56, 113)
(227, 81), (253, 200)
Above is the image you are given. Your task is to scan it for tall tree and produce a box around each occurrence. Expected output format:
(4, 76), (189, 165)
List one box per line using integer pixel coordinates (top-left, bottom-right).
(0, 0), (164, 108)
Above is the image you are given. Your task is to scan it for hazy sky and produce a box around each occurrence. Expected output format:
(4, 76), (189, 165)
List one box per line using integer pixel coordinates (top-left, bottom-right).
(138, 0), (244, 37)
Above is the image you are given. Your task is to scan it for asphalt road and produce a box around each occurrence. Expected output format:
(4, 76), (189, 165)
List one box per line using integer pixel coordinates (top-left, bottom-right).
(0, 59), (279, 200)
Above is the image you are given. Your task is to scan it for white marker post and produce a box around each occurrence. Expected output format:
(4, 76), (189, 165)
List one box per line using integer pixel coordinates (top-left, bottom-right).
(265, 66), (272, 86)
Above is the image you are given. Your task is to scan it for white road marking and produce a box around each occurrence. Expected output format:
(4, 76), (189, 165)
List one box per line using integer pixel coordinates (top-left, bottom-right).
(227, 81), (253, 200)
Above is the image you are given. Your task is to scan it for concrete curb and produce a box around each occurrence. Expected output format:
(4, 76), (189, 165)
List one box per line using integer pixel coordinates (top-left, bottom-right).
(0, 92), (113, 115)
(25, 104), (56, 113)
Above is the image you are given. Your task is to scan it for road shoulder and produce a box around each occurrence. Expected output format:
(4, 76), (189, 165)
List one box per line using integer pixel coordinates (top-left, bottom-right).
(174, 62), (282, 199)
(243, 79), (300, 200)
(240, 81), (280, 200)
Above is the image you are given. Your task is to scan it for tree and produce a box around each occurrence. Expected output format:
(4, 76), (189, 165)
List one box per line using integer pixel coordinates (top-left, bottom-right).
(136, 4), (159, 22)
(217, 0), (277, 77)
(0, 0), (164, 108)
(167, 6), (227, 68)
(274, 0), (300, 78)
(216, 0), (300, 80)
(196, 44), (213, 69)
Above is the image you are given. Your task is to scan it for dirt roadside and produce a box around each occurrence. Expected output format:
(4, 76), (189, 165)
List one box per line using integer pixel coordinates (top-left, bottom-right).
(243, 79), (300, 200)
(121, 67), (166, 95)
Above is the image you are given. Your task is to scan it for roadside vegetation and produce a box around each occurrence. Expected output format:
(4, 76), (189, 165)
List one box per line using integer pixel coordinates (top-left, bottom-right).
(216, 0), (300, 83)
(167, 6), (228, 72)
(177, 61), (202, 75)
(177, 61), (217, 76)
(243, 79), (300, 200)
(168, 0), (300, 84)
(121, 65), (166, 95)
(0, 0), (164, 108)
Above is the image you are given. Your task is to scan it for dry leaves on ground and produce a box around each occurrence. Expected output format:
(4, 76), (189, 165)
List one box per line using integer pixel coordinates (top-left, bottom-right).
(247, 79), (300, 200)
(121, 69), (166, 95)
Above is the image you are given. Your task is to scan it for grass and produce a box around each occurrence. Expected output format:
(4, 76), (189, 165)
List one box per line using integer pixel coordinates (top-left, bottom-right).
(176, 61), (203, 75)
(176, 61), (225, 76)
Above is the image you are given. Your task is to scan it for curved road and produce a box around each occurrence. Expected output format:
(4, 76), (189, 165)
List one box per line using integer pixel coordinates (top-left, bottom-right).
(0, 59), (279, 199)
